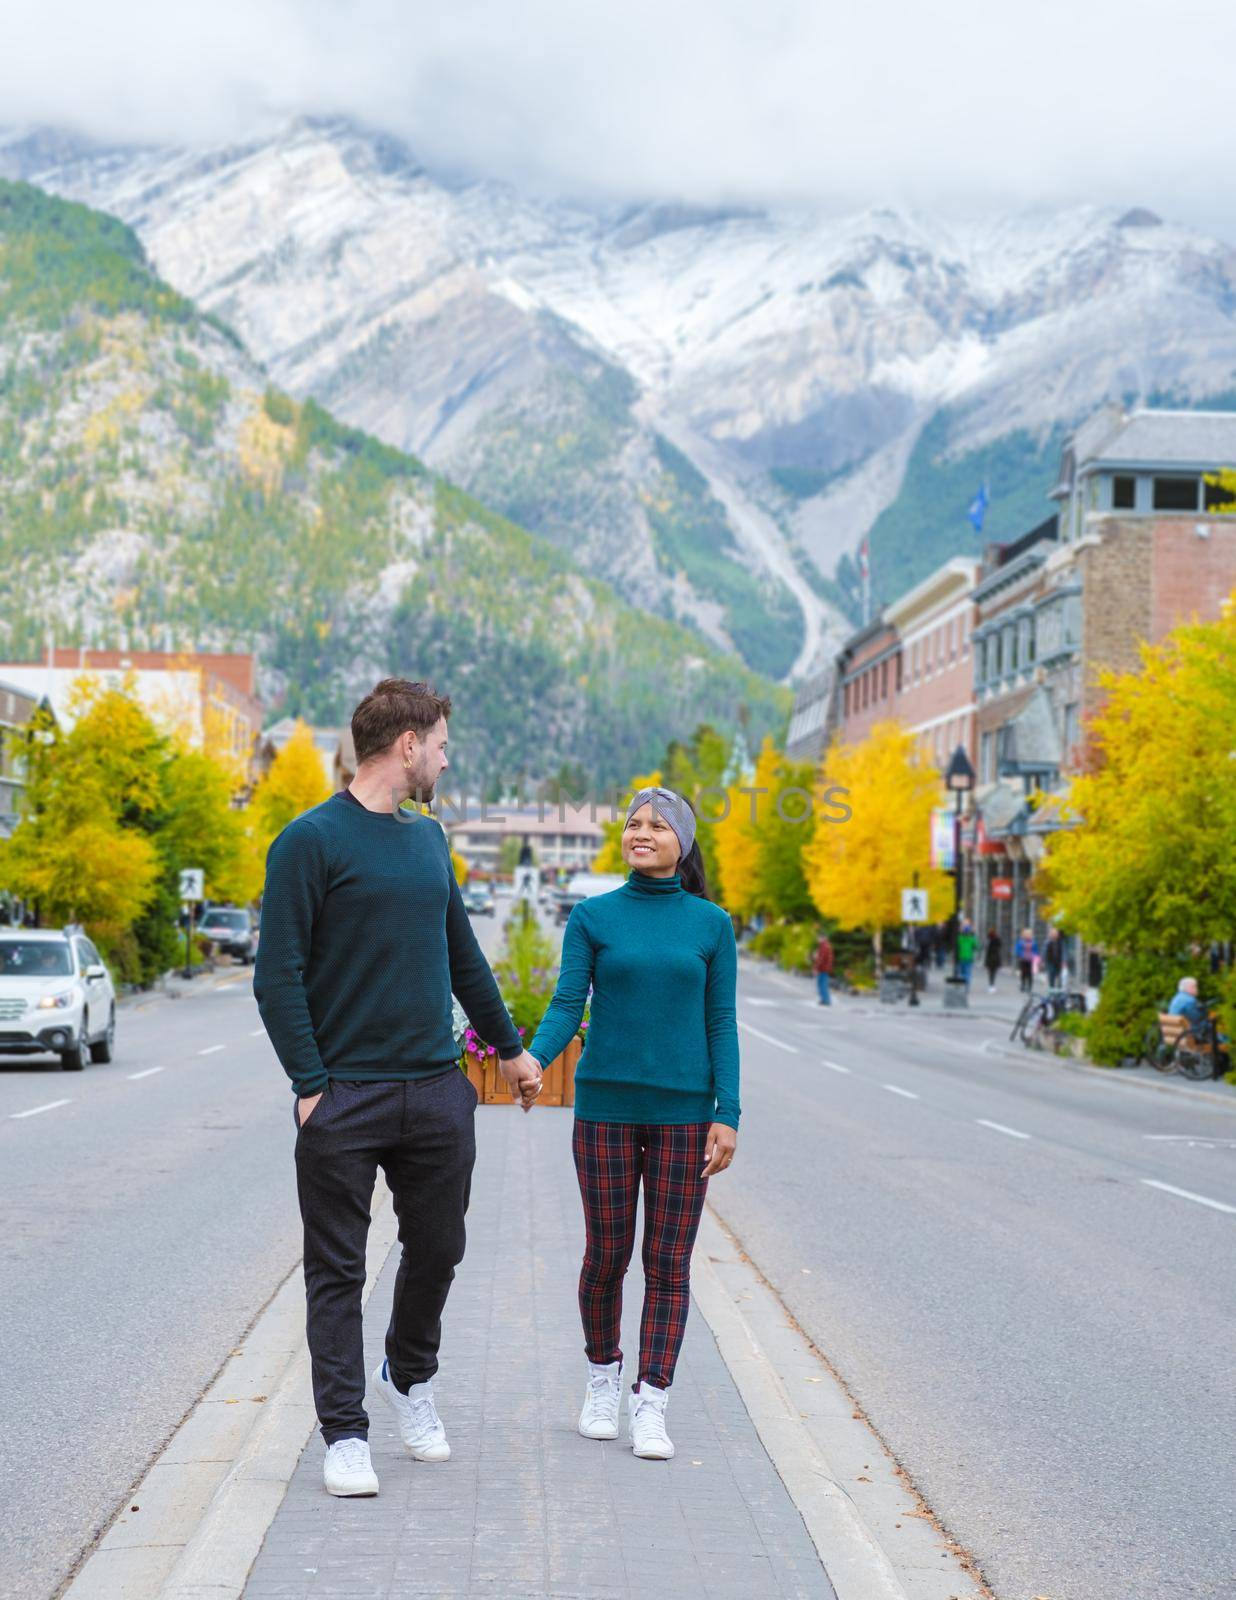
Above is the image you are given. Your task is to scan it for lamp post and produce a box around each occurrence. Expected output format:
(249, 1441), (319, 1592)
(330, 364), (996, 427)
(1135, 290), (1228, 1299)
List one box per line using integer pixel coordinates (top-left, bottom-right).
(944, 744), (976, 982)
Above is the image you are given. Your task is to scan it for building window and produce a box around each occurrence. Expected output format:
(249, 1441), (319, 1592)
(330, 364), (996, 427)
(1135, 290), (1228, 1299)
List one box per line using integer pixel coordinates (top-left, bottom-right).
(992, 632), (1003, 676)
(1112, 474), (1136, 510)
(1062, 702), (1080, 758)
(1008, 626), (1019, 673)
(881, 660), (888, 699)
(843, 682), (851, 716)
(1152, 475), (1200, 511)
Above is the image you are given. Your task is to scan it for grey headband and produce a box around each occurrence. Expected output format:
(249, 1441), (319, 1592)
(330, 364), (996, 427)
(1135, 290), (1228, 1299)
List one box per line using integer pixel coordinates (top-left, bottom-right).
(624, 786), (696, 864)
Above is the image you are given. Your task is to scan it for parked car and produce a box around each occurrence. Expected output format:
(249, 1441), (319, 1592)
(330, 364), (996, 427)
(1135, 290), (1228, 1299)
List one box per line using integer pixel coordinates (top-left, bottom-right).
(461, 884), (496, 917)
(197, 907), (259, 964)
(0, 926), (116, 1071)
(554, 872), (626, 924)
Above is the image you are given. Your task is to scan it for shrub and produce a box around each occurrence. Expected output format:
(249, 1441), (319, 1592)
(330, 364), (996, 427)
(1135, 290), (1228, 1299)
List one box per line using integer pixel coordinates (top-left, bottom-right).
(1086, 953), (1192, 1065)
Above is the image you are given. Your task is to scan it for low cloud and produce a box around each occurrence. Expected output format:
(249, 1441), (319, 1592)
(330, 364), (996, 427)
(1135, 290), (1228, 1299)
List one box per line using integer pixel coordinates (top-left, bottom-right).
(3, 0), (1232, 223)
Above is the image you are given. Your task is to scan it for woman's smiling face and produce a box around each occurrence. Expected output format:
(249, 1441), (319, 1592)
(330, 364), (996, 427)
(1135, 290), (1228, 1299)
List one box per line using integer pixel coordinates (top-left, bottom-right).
(621, 801), (681, 876)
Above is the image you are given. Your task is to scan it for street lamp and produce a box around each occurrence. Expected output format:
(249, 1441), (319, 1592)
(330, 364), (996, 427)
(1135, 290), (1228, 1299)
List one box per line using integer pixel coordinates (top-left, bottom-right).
(944, 745), (976, 982)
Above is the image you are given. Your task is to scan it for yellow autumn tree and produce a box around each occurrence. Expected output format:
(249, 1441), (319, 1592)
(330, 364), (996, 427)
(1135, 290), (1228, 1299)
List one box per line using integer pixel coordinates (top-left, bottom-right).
(451, 846), (468, 885)
(1040, 595), (1236, 954)
(713, 760), (765, 919)
(248, 720), (331, 862)
(803, 720), (951, 967)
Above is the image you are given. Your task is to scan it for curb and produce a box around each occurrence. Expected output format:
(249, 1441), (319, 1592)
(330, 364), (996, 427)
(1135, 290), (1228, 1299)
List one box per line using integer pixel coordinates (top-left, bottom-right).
(692, 1206), (989, 1600)
(61, 1182), (400, 1600)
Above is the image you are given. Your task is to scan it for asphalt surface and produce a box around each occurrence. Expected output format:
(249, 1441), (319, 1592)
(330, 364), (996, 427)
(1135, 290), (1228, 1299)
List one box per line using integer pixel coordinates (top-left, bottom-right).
(6, 894), (1233, 1600)
(0, 902), (518, 1600)
(719, 960), (1236, 1600)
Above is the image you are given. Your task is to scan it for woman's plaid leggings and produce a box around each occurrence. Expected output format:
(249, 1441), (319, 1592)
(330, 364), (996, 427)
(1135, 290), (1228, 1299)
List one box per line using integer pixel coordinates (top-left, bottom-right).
(571, 1118), (711, 1390)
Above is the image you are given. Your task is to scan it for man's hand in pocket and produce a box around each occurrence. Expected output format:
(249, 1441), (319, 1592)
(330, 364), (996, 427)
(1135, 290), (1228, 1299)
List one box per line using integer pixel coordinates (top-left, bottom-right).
(297, 1092), (323, 1127)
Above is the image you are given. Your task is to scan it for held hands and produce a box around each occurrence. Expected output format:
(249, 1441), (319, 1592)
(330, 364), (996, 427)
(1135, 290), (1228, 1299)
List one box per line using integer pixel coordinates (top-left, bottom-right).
(498, 1049), (544, 1112)
(701, 1122), (737, 1178)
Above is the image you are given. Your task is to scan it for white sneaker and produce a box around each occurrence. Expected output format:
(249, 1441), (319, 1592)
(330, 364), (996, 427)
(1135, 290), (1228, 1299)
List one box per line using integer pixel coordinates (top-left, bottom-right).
(578, 1360), (623, 1439)
(629, 1383), (674, 1460)
(323, 1436), (379, 1497)
(372, 1360), (450, 1461)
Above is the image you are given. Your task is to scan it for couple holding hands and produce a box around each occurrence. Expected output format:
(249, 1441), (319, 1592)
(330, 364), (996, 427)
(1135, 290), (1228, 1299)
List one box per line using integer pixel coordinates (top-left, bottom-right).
(254, 678), (740, 1496)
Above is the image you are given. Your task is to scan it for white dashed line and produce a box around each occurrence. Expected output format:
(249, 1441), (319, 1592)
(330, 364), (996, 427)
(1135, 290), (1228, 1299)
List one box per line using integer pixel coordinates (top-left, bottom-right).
(10, 1099), (72, 1119)
(738, 1022), (800, 1054)
(127, 1067), (164, 1081)
(976, 1118), (1031, 1140)
(249, 1028), (266, 1038)
(198, 1044), (226, 1057)
(882, 1084), (919, 1100)
(822, 1060), (852, 1074)
(1141, 1180), (1236, 1215)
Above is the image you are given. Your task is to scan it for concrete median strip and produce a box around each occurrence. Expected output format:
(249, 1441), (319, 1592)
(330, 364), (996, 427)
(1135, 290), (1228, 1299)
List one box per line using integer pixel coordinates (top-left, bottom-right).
(692, 1206), (989, 1600)
(61, 1182), (399, 1600)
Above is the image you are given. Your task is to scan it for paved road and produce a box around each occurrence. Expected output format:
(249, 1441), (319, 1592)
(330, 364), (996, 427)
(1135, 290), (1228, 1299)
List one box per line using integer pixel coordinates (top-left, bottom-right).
(720, 959), (1236, 1600)
(0, 891), (522, 1600)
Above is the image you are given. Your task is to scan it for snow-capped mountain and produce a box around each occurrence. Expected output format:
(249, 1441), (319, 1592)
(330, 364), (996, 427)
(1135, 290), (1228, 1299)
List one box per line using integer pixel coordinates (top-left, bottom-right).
(7, 117), (1236, 675)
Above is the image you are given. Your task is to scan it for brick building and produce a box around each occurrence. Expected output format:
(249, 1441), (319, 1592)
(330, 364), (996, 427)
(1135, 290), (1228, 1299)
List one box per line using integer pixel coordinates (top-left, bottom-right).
(966, 406), (1236, 955)
(836, 619), (900, 744)
(883, 556), (980, 770)
(0, 649), (263, 777)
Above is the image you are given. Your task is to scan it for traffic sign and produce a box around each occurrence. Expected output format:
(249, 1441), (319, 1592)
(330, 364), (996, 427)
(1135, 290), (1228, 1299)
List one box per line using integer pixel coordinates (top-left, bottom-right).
(902, 888), (929, 922)
(179, 868), (205, 902)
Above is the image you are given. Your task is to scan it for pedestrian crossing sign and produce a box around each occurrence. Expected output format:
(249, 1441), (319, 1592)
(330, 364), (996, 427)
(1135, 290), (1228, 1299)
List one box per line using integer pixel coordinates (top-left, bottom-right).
(902, 888), (929, 922)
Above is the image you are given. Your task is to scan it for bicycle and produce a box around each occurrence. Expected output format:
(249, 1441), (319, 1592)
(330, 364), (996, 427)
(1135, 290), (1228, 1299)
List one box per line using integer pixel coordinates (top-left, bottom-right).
(1011, 988), (1087, 1051)
(1139, 1010), (1226, 1081)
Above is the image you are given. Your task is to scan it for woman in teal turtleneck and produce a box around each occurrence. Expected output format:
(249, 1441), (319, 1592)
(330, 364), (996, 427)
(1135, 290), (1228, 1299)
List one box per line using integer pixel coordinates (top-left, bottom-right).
(528, 786), (740, 1461)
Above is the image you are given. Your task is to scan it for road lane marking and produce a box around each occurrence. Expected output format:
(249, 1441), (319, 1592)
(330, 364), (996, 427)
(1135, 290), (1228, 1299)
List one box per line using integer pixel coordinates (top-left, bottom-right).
(10, 1098), (71, 1119)
(822, 1060), (852, 1074)
(198, 1044), (226, 1056)
(1144, 1135), (1236, 1148)
(127, 1067), (164, 1080)
(1141, 1179), (1236, 1215)
(738, 1021), (800, 1053)
(249, 1027), (266, 1038)
(976, 1118), (1030, 1140)
(882, 1084), (919, 1099)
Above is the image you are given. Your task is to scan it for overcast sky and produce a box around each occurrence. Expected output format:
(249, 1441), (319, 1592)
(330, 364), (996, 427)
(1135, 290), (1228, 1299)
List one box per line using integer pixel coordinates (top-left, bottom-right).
(3, 0), (1233, 224)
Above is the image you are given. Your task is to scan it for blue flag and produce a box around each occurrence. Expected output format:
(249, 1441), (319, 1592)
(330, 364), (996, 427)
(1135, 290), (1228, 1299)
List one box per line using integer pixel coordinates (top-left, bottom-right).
(967, 483), (990, 532)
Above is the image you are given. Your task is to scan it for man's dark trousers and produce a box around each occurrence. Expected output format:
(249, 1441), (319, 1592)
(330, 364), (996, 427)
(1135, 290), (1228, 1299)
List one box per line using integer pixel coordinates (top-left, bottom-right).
(293, 1068), (478, 1444)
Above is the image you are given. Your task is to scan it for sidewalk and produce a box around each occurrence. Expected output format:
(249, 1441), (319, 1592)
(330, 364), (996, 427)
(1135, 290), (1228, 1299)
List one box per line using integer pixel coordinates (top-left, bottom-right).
(242, 1109), (838, 1600)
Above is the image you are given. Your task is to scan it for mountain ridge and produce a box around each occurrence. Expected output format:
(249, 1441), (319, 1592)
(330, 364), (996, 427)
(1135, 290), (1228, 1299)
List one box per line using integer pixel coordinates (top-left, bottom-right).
(7, 116), (1236, 644)
(0, 177), (789, 787)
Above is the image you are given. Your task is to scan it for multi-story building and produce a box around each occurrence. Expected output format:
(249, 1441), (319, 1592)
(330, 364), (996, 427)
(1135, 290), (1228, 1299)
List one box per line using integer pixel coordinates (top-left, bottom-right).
(967, 405), (1236, 953)
(0, 680), (47, 840)
(836, 619), (900, 745)
(441, 804), (605, 878)
(883, 556), (980, 771)
(784, 664), (838, 763)
(0, 649), (262, 775)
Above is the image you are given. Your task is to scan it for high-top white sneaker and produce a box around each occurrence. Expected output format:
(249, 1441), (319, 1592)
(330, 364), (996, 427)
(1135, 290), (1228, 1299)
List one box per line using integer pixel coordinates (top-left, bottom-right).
(372, 1359), (451, 1461)
(628, 1382), (674, 1460)
(578, 1359), (623, 1440)
(323, 1436), (379, 1497)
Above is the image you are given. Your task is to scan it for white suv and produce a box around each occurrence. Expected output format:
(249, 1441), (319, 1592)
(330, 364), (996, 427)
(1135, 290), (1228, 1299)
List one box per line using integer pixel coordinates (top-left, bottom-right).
(0, 927), (117, 1071)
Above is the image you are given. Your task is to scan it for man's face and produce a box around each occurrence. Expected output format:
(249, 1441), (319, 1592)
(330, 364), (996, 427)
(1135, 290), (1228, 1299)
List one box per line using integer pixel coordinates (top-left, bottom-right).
(407, 718), (449, 800)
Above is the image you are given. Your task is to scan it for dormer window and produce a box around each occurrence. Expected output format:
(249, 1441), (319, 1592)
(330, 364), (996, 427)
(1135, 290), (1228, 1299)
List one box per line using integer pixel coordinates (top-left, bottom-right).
(1112, 474), (1136, 510)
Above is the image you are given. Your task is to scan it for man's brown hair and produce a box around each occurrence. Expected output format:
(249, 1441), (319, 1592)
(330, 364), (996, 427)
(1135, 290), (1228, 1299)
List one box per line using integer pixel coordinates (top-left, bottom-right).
(351, 678), (452, 765)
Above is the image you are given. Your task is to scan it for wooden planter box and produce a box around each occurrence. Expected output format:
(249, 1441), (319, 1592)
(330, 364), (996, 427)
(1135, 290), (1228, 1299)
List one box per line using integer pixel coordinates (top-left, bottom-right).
(463, 1034), (582, 1107)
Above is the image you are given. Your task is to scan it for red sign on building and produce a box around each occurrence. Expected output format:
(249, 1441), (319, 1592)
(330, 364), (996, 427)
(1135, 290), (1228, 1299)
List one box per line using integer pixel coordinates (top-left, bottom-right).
(990, 877), (1014, 901)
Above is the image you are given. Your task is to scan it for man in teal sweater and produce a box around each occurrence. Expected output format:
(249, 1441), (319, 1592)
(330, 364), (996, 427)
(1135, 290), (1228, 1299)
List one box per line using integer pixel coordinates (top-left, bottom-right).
(255, 678), (542, 1499)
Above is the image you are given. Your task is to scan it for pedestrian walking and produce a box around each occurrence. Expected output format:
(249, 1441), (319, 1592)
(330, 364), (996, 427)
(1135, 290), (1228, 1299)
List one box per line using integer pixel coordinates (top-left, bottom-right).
(956, 917), (977, 989)
(1043, 927), (1064, 989)
(254, 679), (543, 1499)
(812, 929), (835, 1005)
(528, 786), (740, 1462)
(984, 927), (1002, 992)
(1015, 927), (1038, 993)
